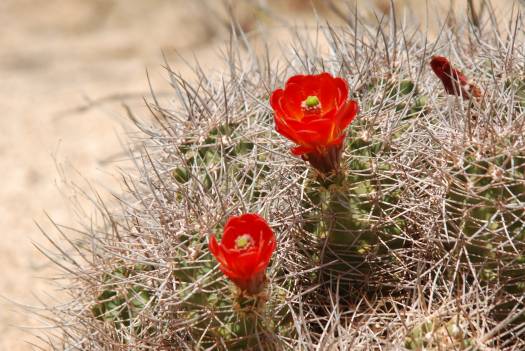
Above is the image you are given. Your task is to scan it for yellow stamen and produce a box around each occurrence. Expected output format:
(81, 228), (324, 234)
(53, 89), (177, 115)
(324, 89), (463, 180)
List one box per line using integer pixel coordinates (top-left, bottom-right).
(235, 234), (253, 250)
(304, 95), (320, 108)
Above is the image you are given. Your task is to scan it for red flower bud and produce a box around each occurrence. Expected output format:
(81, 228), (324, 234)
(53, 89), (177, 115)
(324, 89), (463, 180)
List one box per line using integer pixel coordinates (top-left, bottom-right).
(209, 214), (276, 295)
(430, 55), (481, 100)
(270, 73), (359, 175)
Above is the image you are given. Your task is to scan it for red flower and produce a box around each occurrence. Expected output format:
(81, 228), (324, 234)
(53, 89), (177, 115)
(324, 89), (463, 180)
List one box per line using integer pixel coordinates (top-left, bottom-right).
(209, 214), (276, 295)
(430, 56), (481, 100)
(270, 73), (358, 175)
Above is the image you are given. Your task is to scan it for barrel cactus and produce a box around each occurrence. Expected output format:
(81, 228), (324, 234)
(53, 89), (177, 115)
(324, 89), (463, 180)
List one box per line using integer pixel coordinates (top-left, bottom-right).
(39, 3), (525, 350)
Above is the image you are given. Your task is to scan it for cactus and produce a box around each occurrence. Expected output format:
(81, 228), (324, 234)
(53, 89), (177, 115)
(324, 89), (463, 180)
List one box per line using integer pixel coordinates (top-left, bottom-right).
(38, 4), (525, 350)
(314, 75), (430, 296)
(318, 118), (405, 292)
(444, 142), (525, 321)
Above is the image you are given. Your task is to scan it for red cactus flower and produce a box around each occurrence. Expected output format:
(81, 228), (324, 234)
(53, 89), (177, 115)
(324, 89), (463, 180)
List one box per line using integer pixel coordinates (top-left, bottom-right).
(270, 73), (358, 175)
(430, 55), (481, 100)
(209, 213), (276, 295)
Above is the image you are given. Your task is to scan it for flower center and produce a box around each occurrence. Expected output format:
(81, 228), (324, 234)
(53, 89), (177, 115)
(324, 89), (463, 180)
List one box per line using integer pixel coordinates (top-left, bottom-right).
(235, 234), (254, 250)
(304, 95), (320, 108)
(301, 96), (322, 117)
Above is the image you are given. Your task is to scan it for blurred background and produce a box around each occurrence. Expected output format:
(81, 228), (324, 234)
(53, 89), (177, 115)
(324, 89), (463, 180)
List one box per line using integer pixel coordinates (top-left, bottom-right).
(0, 0), (518, 349)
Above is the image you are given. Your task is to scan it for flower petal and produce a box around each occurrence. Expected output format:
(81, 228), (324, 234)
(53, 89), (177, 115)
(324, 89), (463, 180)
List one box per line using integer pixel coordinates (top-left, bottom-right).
(291, 145), (315, 155)
(318, 74), (339, 112)
(334, 77), (349, 106)
(285, 74), (307, 89)
(209, 235), (219, 256)
(327, 133), (346, 147)
(282, 84), (306, 119)
(274, 124), (296, 143)
(336, 100), (359, 129)
(295, 129), (326, 146)
(270, 89), (285, 115)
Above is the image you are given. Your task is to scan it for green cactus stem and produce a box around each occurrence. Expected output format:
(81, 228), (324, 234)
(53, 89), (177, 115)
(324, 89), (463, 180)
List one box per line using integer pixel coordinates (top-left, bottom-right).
(445, 145), (525, 322)
(228, 292), (276, 350)
(315, 124), (405, 292)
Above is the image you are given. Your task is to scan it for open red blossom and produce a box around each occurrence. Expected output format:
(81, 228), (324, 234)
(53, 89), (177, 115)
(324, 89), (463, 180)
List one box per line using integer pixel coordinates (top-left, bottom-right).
(430, 55), (481, 100)
(270, 73), (358, 175)
(209, 213), (276, 295)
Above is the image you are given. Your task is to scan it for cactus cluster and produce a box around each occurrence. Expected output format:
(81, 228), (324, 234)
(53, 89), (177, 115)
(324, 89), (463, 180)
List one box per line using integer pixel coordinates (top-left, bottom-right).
(444, 134), (525, 321)
(40, 4), (525, 350)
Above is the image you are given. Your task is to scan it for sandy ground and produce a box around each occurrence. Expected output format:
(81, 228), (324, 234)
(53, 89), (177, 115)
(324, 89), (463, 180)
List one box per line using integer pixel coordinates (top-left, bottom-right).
(0, 1), (233, 349)
(0, 0), (518, 349)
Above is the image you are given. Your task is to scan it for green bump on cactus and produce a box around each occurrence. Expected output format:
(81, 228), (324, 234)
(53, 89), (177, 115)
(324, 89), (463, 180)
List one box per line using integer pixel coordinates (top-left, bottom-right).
(398, 79), (416, 96)
(504, 78), (525, 108)
(368, 78), (429, 121)
(172, 167), (190, 183)
(91, 267), (154, 335)
(445, 143), (525, 321)
(405, 317), (473, 351)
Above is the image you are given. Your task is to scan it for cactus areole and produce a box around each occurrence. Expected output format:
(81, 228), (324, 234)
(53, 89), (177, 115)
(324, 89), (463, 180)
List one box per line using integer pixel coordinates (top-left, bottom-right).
(209, 214), (276, 295)
(270, 73), (359, 175)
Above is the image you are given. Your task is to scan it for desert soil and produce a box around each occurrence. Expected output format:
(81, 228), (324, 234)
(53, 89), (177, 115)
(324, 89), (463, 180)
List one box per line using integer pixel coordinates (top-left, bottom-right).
(0, 0), (516, 349)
